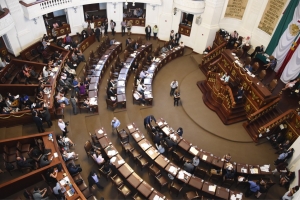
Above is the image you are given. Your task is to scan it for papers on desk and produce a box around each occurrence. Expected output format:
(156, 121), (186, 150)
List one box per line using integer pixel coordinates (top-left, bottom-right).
(169, 166), (177, 175)
(67, 189), (74, 197)
(130, 53), (136, 57)
(148, 150), (154, 155)
(266, 58), (270, 62)
(90, 97), (98, 105)
(144, 91), (151, 95)
(141, 45), (145, 47)
(230, 193), (243, 200)
(54, 152), (58, 158)
(238, 176), (245, 182)
(190, 147), (199, 156)
(170, 134), (177, 141)
(98, 129), (103, 134)
(158, 122), (163, 126)
(155, 58), (161, 62)
(60, 176), (70, 186)
(52, 67), (58, 72)
(208, 185), (216, 192)
(134, 133), (140, 138)
(231, 53), (236, 56)
(241, 168), (247, 173)
(260, 165), (270, 172)
(110, 157), (116, 163)
(107, 150), (116, 156)
(202, 155), (207, 161)
(118, 159), (125, 165)
(104, 55), (108, 57)
(250, 168), (258, 174)
(128, 125), (133, 129)
(178, 171), (184, 179)
(115, 42), (120, 44)
(162, 127), (170, 135)
(153, 195), (164, 200)
(141, 143), (150, 149)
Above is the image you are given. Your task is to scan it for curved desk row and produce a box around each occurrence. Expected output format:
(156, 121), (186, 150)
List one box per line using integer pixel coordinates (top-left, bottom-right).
(94, 127), (167, 200)
(87, 42), (123, 100)
(116, 42), (152, 108)
(0, 132), (85, 199)
(135, 46), (184, 106)
(126, 122), (242, 200)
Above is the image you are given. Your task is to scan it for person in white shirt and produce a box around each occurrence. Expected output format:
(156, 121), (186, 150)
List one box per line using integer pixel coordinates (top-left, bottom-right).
(58, 119), (69, 136)
(137, 83), (146, 99)
(111, 117), (121, 134)
(139, 69), (148, 80)
(221, 73), (230, 83)
(192, 156), (200, 167)
(42, 66), (49, 78)
(92, 151), (105, 165)
(170, 79), (178, 96)
(62, 150), (78, 161)
(53, 181), (66, 195)
(88, 171), (104, 189)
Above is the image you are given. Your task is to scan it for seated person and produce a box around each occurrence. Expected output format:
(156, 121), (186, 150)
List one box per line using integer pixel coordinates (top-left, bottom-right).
(32, 187), (48, 200)
(177, 127), (183, 136)
(245, 64), (253, 72)
(16, 156), (35, 169)
(239, 36), (251, 48)
(274, 148), (294, 165)
(183, 160), (195, 173)
(139, 69), (149, 80)
(40, 153), (53, 167)
(160, 46), (169, 54)
(203, 46), (212, 54)
(220, 73), (230, 83)
(251, 45), (264, 57)
(282, 186), (299, 200)
(133, 90), (145, 106)
(92, 150), (105, 165)
(45, 167), (57, 183)
(62, 150), (78, 161)
(65, 34), (72, 45)
(72, 77), (80, 94)
(280, 170), (295, 186)
(264, 55), (277, 70)
(67, 162), (82, 175)
(55, 93), (69, 105)
(282, 78), (300, 91)
(276, 140), (291, 154)
(102, 161), (112, 173)
(154, 133), (163, 146)
(223, 153), (232, 163)
(235, 86), (244, 102)
(137, 83), (147, 98)
(223, 167), (235, 180)
(57, 135), (75, 150)
(270, 131), (285, 147)
(84, 77), (90, 88)
(4, 97), (20, 113)
(52, 50), (61, 61)
(74, 48), (86, 62)
(53, 181), (66, 198)
(192, 156), (200, 167)
(110, 38), (116, 45)
(107, 87), (117, 101)
(164, 137), (177, 148)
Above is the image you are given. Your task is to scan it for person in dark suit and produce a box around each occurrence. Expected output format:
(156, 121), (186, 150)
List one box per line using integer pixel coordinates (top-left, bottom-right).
(165, 137), (176, 148)
(33, 111), (45, 133)
(126, 37), (132, 46)
(67, 163), (82, 175)
(154, 133), (163, 145)
(175, 32), (181, 45)
(16, 156), (35, 169)
(235, 86), (244, 102)
(251, 45), (264, 57)
(40, 153), (53, 168)
(95, 27), (101, 42)
(40, 106), (52, 128)
(144, 115), (156, 128)
(88, 171), (104, 189)
(134, 42), (139, 50)
(145, 25), (151, 40)
(104, 20), (108, 35)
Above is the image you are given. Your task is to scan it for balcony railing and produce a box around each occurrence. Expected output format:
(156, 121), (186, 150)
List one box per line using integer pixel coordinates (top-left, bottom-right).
(0, 8), (15, 36)
(19, 0), (162, 20)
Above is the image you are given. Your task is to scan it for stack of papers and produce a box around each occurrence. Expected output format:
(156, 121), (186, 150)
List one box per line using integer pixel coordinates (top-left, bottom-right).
(110, 157), (116, 163)
(118, 159), (125, 165)
(90, 97), (97, 105)
(158, 122), (163, 126)
(169, 166), (177, 175)
(98, 129), (103, 134)
(115, 42), (120, 44)
(230, 193), (243, 200)
(208, 185), (216, 192)
(54, 152), (58, 158)
(153, 195), (164, 200)
(260, 165), (270, 172)
(241, 168), (247, 173)
(202, 155), (207, 160)
(67, 189), (74, 196)
(190, 147), (199, 156)
(250, 168), (258, 174)
(107, 150), (116, 156)
(128, 125), (133, 129)
(141, 143), (150, 149)
(134, 133), (140, 138)
(178, 171), (184, 179)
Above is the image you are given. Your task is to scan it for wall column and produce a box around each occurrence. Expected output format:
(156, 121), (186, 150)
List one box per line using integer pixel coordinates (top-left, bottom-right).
(66, 5), (85, 36)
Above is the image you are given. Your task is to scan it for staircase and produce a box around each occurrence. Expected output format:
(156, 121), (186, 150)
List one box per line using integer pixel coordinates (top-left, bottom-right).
(243, 99), (282, 142)
(197, 80), (248, 125)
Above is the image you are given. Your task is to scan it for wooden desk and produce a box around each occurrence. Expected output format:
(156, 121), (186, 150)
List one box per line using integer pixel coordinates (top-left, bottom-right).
(165, 162), (180, 177)
(177, 138), (190, 151)
(154, 155), (170, 169)
(127, 123), (138, 134)
(127, 172), (143, 188)
(248, 164), (261, 175)
(138, 139), (152, 151)
(188, 175), (204, 190)
(117, 87), (125, 94)
(110, 154), (125, 169)
(211, 156), (225, 169)
(117, 80), (126, 88)
(95, 127), (106, 139)
(98, 136), (111, 149)
(199, 151), (213, 164)
(145, 147), (160, 160)
(42, 135), (61, 166)
(88, 90), (98, 98)
(118, 73), (127, 81)
(236, 163), (249, 175)
(131, 131), (145, 143)
(161, 126), (174, 136)
(178, 24), (191, 37)
(229, 191), (243, 200)
(188, 146), (201, 157)
(137, 181), (153, 198)
(176, 169), (191, 184)
(148, 190), (166, 200)
(104, 145), (118, 158)
(202, 181), (216, 196)
(156, 119), (167, 128)
(88, 83), (98, 91)
(215, 186), (230, 199)
(118, 163), (134, 178)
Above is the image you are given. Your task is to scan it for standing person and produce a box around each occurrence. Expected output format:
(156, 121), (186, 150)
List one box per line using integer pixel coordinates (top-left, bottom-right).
(145, 25), (151, 40)
(174, 90), (180, 106)
(110, 20), (116, 36)
(121, 20), (126, 36)
(111, 117), (120, 134)
(104, 19), (108, 35)
(58, 119), (69, 136)
(170, 30), (174, 41)
(40, 106), (52, 128)
(33, 111), (45, 133)
(70, 95), (78, 115)
(177, 127), (183, 136)
(245, 180), (260, 197)
(95, 26), (101, 42)
(153, 25), (159, 40)
(88, 171), (104, 189)
(175, 32), (181, 45)
(170, 79), (178, 96)
(52, 26), (57, 42)
(127, 20), (132, 36)
(144, 115), (156, 128)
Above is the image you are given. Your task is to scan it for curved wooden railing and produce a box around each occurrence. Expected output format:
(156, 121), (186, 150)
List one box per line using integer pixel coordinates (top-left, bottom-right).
(200, 42), (226, 68)
(225, 85), (236, 109)
(258, 109), (295, 134)
(0, 8), (9, 19)
(247, 97), (281, 123)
